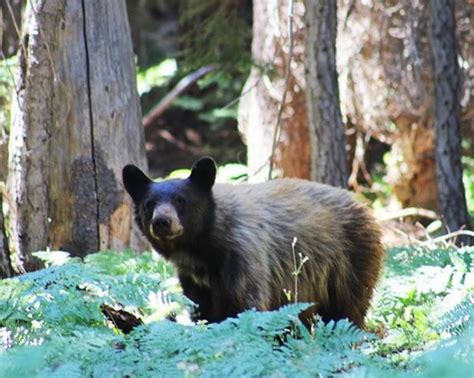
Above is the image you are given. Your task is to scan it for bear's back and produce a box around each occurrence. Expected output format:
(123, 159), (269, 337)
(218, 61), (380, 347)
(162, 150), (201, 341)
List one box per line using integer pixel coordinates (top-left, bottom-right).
(211, 178), (360, 251)
(209, 178), (383, 326)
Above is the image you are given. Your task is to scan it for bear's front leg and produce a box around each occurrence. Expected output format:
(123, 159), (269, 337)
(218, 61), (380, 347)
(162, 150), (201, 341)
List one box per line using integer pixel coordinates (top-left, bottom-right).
(178, 270), (267, 323)
(205, 272), (268, 322)
(178, 273), (214, 322)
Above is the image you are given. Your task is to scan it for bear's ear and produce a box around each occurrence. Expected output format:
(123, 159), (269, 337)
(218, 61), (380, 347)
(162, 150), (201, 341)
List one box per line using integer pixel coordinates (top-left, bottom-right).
(189, 157), (217, 191)
(122, 164), (152, 202)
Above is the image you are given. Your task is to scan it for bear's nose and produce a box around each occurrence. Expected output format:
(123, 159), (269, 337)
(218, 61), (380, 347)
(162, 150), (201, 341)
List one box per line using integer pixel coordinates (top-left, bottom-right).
(151, 217), (172, 235)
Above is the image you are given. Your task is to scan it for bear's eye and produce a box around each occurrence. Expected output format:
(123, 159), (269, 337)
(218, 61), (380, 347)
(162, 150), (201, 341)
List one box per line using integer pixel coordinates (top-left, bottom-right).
(174, 195), (187, 212)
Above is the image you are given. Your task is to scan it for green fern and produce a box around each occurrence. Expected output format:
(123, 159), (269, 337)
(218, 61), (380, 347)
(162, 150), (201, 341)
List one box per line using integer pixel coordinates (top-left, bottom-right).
(436, 295), (474, 337)
(1, 247), (474, 376)
(409, 324), (474, 377)
(0, 251), (186, 349)
(1, 304), (373, 377)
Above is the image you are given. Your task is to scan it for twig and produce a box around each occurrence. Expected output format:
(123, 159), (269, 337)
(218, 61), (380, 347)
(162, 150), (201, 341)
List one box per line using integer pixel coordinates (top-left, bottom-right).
(142, 64), (218, 128)
(291, 237), (298, 303)
(290, 237), (309, 304)
(419, 230), (474, 247)
(388, 225), (423, 246)
(376, 207), (440, 222)
(268, 0), (295, 180)
(416, 221), (433, 243)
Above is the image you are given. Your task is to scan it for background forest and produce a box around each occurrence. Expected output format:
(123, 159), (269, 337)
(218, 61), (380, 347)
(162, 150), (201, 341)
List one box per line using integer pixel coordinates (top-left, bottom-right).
(0, 0), (473, 376)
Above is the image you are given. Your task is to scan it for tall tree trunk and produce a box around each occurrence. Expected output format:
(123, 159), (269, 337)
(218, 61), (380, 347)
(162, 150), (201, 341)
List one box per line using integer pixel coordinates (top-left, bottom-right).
(1, 9), (13, 276)
(429, 0), (471, 244)
(238, 0), (310, 181)
(0, 207), (12, 278)
(4, 0), (148, 274)
(1, 117), (13, 277)
(305, 0), (347, 187)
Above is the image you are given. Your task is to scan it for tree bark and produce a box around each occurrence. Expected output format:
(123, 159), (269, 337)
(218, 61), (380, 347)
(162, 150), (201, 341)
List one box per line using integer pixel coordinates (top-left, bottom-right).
(337, 1), (473, 210)
(1, 121), (13, 277)
(0, 208), (12, 278)
(304, 0), (347, 188)
(5, 0), (148, 274)
(238, 0), (310, 181)
(429, 0), (471, 244)
(0, 3), (14, 276)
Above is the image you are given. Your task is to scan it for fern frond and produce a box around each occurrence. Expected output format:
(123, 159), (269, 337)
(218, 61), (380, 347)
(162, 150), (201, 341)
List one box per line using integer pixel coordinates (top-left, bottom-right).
(436, 295), (474, 337)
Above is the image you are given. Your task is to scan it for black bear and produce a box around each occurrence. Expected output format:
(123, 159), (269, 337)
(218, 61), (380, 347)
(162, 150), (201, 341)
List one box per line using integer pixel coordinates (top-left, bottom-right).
(123, 157), (384, 327)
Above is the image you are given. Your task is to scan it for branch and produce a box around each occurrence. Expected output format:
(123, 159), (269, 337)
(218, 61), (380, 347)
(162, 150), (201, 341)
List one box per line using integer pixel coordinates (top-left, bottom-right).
(419, 230), (474, 247)
(376, 207), (440, 222)
(142, 64), (219, 128)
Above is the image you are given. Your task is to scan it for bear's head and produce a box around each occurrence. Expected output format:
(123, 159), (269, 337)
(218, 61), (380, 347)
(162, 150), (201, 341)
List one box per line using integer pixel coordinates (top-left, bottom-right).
(122, 157), (217, 257)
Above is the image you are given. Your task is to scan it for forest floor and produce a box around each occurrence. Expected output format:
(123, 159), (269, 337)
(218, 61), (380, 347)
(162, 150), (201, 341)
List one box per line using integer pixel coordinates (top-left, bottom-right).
(1, 245), (472, 376)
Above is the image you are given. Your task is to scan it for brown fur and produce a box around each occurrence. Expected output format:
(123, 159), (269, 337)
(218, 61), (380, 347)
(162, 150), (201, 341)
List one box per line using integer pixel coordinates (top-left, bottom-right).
(123, 160), (385, 328)
(171, 179), (384, 327)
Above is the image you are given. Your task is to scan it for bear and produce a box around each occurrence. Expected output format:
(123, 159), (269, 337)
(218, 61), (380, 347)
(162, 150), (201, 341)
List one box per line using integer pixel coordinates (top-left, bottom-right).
(122, 157), (384, 328)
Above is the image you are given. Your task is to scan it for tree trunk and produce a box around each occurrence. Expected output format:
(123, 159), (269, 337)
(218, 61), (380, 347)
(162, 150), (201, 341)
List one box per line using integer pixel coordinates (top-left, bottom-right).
(1, 22), (13, 277)
(1, 118), (13, 277)
(337, 1), (473, 211)
(4, 0), (148, 274)
(238, 0), (310, 181)
(0, 208), (12, 278)
(305, 0), (347, 187)
(429, 0), (471, 244)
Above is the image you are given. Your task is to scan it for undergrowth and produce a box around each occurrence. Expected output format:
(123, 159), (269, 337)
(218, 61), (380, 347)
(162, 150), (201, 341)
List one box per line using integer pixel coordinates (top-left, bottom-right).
(0, 246), (473, 377)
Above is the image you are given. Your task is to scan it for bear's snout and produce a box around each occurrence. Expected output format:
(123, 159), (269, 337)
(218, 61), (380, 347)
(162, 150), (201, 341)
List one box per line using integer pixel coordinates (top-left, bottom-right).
(149, 204), (183, 240)
(152, 217), (172, 233)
